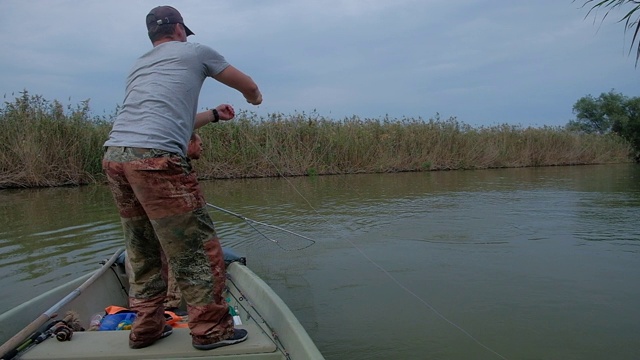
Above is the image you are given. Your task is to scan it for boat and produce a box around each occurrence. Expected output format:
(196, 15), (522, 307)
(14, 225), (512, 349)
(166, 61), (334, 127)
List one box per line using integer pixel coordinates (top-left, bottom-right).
(0, 248), (324, 360)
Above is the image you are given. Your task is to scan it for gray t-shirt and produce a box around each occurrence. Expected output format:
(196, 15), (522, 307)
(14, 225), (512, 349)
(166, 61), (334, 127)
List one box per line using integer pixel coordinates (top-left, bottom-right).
(104, 41), (229, 156)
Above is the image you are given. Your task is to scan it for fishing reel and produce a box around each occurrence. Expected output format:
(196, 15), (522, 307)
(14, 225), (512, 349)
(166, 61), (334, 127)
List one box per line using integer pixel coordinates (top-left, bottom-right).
(45, 311), (82, 342)
(51, 323), (73, 342)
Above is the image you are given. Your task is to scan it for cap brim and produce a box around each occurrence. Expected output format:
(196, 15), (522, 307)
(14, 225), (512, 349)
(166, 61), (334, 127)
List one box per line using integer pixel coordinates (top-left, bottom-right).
(183, 24), (195, 36)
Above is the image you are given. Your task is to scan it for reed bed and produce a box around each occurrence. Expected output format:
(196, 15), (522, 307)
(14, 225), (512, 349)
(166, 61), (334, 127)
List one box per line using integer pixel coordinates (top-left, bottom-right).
(197, 111), (631, 177)
(0, 93), (633, 188)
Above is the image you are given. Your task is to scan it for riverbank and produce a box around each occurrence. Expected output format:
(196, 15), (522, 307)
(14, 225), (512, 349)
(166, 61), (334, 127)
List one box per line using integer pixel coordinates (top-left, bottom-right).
(0, 92), (633, 188)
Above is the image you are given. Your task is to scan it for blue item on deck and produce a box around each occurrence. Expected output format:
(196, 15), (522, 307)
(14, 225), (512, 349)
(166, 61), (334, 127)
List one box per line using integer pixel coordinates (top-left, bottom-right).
(98, 312), (136, 331)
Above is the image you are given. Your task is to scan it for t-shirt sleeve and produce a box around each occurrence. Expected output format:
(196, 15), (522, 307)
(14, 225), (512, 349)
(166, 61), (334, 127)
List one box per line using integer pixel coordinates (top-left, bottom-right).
(196, 43), (230, 77)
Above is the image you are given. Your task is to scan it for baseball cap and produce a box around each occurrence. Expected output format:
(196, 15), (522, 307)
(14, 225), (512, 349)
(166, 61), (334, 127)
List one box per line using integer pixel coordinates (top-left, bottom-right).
(146, 6), (194, 36)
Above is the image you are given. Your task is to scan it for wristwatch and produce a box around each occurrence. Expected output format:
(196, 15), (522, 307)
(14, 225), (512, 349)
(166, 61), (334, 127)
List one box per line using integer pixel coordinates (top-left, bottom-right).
(211, 109), (220, 123)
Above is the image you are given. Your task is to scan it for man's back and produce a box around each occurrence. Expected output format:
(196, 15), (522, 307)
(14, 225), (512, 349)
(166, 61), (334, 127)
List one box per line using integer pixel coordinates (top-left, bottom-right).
(105, 41), (228, 155)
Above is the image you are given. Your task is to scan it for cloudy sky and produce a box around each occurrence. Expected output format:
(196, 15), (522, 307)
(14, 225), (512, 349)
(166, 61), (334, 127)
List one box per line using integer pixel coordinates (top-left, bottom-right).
(1, 0), (638, 127)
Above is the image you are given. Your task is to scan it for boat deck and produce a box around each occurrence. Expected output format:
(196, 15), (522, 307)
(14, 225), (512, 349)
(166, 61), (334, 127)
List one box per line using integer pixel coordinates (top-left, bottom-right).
(21, 324), (282, 360)
(1, 253), (323, 359)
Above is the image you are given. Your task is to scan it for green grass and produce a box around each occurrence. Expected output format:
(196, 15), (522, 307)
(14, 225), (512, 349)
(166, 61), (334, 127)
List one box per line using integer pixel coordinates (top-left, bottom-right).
(0, 91), (633, 188)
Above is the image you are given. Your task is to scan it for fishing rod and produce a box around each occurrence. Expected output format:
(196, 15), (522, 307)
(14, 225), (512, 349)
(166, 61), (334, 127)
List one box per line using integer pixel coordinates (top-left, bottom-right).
(206, 202), (316, 251)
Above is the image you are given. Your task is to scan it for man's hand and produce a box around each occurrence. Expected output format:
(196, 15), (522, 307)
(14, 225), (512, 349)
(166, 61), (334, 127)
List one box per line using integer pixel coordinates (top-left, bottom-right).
(247, 92), (263, 105)
(215, 104), (235, 121)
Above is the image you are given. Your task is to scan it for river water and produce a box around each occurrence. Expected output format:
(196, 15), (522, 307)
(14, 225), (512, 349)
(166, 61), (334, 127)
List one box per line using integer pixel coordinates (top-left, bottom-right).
(0, 164), (639, 360)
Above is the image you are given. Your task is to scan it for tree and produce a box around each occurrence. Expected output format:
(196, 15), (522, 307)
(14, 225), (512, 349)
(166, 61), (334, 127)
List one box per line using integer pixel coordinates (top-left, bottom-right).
(577, 0), (640, 65)
(612, 96), (640, 160)
(568, 90), (640, 161)
(568, 91), (627, 134)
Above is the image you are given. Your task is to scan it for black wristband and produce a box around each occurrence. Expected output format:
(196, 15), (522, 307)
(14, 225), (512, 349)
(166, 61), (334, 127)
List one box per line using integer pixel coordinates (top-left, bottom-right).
(211, 109), (220, 123)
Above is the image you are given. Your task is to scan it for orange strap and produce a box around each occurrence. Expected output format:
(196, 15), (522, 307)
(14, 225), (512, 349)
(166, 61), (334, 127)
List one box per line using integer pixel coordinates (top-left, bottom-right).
(164, 311), (189, 328)
(104, 305), (129, 315)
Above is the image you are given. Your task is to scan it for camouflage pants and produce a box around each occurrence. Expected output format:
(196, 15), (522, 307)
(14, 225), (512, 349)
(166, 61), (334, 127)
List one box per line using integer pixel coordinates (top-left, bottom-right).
(102, 146), (233, 343)
(164, 261), (183, 309)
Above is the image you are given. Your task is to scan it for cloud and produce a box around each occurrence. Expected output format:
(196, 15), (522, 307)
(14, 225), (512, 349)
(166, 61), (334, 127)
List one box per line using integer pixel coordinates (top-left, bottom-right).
(0, 0), (638, 127)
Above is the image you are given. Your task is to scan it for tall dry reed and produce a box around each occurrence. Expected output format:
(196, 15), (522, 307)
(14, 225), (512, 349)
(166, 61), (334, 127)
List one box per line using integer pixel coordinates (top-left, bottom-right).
(195, 112), (632, 178)
(0, 92), (111, 187)
(0, 93), (633, 188)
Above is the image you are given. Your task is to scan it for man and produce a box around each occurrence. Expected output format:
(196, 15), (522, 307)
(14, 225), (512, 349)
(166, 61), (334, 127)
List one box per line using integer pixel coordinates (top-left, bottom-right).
(102, 5), (262, 350)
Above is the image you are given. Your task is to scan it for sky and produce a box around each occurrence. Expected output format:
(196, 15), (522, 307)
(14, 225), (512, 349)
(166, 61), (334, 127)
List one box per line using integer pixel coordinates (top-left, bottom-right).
(1, 0), (639, 128)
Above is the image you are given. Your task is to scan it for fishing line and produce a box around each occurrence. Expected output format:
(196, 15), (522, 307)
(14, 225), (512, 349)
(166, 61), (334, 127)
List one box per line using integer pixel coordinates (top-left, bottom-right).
(231, 115), (510, 360)
(206, 202), (315, 251)
(225, 274), (292, 360)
